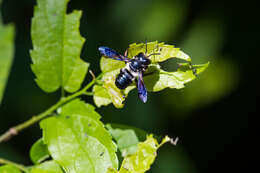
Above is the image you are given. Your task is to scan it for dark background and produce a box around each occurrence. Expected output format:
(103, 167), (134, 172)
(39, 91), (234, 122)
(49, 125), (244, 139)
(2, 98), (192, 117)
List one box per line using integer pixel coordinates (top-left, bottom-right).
(0, 0), (258, 172)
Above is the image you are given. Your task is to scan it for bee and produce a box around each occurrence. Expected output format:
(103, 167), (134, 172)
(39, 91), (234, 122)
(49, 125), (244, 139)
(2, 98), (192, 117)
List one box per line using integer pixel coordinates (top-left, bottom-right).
(98, 44), (159, 103)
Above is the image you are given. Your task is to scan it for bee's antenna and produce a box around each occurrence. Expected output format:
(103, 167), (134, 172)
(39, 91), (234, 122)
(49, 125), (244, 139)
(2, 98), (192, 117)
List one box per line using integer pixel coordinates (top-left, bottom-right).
(147, 53), (160, 58)
(145, 39), (148, 55)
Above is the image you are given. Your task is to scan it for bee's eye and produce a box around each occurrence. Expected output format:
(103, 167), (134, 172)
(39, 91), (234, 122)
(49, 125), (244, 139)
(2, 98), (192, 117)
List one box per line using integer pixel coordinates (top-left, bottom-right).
(137, 52), (144, 57)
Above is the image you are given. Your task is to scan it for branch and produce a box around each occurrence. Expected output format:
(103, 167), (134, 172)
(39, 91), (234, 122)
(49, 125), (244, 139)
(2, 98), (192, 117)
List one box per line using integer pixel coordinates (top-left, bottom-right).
(0, 73), (103, 143)
(0, 158), (30, 173)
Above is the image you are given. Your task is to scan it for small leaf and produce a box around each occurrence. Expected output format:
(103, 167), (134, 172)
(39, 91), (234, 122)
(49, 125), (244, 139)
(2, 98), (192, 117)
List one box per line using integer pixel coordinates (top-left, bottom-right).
(30, 0), (88, 93)
(93, 69), (135, 108)
(144, 62), (210, 92)
(107, 135), (170, 173)
(103, 80), (125, 108)
(107, 123), (148, 142)
(64, 58), (89, 93)
(99, 41), (191, 76)
(127, 41), (191, 62)
(0, 165), (21, 173)
(30, 160), (63, 173)
(99, 57), (125, 107)
(98, 41), (208, 108)
(0, 21), (14, 104)
(93, 85), (112, 107)
(100, 56), (125, 73)
(30, 138), (50, 164)
(40, 99), (118, 173)
(106, 124), (139, 157)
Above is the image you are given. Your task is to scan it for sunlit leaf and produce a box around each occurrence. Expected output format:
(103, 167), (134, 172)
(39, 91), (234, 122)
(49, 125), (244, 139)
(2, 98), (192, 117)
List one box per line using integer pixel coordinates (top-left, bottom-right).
(106, 124), (139, 157)
(97, 42), (208, 108)
(93, 69), (135, 108)
(40, 99), (118, 173)
(145, 62), (209, 92)
(64, 58), (89, 92)
(0, 21), (14, 104)
(107, 135), (171, 173)
(0, 165), (21, 173)
(103, 80), (125, 108)
(127, 41), (191, 62)
(30, 0), (88, 93)
(93, 85), (112, 107)
(100, 56), (125, 73)
(30, 138), (50, 164)
(30, 161), (63, 173)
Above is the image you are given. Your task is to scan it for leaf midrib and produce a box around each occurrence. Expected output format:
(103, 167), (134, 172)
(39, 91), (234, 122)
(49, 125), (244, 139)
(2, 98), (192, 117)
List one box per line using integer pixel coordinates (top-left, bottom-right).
(43, 1), (66, 90)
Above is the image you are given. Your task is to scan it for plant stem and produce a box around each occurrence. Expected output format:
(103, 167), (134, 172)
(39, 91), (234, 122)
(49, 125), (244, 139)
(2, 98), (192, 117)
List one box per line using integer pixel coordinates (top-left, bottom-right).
(0, 73), (103, 143)
(0, 158), (30, 173)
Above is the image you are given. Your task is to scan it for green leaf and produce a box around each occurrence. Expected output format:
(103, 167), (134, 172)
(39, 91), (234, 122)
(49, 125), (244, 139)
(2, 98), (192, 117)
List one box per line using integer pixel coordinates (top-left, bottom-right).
(30, 0), (88, 93)
(93, 68), (135, 108)
(107, 135), (171, 173)
(97, 41), (208, 108)
(30, 138), (50, 164)
(93, 70), (135, 108)
(93, 85), (112, 107)
(0, 165), (21, 173)
(0, 21), (14, 104)
(144, 62), (210, 92)
(100, 56), (125, 73)
(127, 41), (191, 62)
(106, 124), (139, 157)
(30, 161), (63, 173)
(107, 123), (148, 142)
(40, 99), (118, 173)
(102, 80), (125, 108)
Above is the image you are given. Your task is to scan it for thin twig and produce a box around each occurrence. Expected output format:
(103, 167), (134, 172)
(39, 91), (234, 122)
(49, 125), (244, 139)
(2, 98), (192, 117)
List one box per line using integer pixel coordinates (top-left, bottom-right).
(0, 73), (103, 143)
(170, 137), (179, 146)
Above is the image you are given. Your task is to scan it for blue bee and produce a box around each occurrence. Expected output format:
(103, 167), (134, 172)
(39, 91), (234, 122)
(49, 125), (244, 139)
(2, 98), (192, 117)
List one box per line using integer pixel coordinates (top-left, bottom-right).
(98, 44), (159, 103)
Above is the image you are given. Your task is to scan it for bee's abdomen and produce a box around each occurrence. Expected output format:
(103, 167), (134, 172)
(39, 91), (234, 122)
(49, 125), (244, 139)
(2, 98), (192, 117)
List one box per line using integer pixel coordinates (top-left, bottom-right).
(115, 68), (134, 89)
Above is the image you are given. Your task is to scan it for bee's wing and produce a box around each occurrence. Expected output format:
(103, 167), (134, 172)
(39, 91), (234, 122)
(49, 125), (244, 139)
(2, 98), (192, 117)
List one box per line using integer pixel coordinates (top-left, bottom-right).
(137, 72), (148, 103)
(98, 46), (129, 62)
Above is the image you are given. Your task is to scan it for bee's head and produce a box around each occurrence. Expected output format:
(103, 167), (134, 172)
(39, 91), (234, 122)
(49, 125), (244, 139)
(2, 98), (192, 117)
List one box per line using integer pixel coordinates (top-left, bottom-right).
(136, 52), (151, 65)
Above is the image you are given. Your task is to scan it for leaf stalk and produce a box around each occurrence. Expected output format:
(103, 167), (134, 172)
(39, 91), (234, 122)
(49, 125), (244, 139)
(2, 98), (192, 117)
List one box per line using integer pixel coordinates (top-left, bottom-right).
(0, 73), (103, 143)
(0, 158), (30, 173)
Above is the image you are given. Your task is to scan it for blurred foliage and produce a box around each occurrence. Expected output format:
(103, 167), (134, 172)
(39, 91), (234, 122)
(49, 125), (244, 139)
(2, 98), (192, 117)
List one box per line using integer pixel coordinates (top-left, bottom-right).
(0, 2), (14, 105)
(160, 16), (238, 117)
(162, 58), (238, 116)
(152, 145), (197, 173)
(110, 0), (188, 41)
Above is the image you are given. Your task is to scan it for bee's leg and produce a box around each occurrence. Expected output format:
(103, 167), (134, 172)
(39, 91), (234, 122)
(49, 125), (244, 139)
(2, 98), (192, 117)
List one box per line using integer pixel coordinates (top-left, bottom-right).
(134, 78), (138, 86)
(124, 49), (128, 57)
